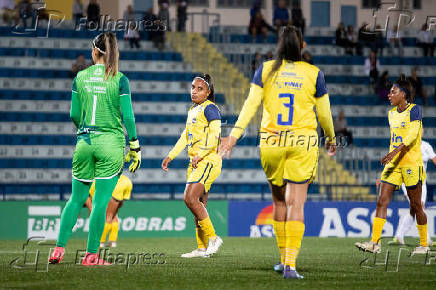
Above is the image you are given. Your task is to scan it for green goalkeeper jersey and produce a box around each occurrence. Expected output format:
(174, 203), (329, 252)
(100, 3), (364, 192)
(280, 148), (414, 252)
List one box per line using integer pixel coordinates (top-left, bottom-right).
(71, 64), (137, 144)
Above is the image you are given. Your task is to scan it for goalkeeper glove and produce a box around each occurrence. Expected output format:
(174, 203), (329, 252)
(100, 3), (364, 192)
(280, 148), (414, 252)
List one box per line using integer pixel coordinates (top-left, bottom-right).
(125, 138), (141, 173)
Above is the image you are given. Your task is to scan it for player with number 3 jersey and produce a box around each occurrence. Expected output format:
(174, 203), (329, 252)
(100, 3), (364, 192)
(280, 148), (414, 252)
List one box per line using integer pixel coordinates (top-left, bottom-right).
(220, 26), (336, 279)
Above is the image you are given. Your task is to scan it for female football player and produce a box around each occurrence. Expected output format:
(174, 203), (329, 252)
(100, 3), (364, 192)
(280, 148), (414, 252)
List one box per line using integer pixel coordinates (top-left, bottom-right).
(161, 74), (223, 258)
(219, 26), (336, 279)
(49, 32), (141, 266)
(355, 75), (428, 255)
(84, 174), (133, 248)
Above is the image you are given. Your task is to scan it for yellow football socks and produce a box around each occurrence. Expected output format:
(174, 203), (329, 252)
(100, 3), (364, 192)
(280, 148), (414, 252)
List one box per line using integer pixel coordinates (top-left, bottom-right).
(371, 217), (386, 243)
(417, 223), (428, 247)
(109, 221), (119, 242)
(198, 216), (216, 239)
(273, 220), (286, 264)
(196, 227), (208, 249)
(284, 221), (305, 269)
(100, 222), (111, 243)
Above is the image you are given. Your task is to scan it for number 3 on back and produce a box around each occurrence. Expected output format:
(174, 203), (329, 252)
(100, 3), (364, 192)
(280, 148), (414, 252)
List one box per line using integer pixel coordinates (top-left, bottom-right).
(277, 93), (294, 126)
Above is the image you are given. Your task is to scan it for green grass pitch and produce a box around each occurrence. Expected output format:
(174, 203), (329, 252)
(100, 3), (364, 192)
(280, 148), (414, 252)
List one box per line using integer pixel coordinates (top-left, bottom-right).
(0, 237), (435, 289)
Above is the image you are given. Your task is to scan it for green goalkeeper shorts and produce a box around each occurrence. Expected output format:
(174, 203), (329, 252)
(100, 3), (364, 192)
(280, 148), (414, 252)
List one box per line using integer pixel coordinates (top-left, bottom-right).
(72, 134), (125, 182)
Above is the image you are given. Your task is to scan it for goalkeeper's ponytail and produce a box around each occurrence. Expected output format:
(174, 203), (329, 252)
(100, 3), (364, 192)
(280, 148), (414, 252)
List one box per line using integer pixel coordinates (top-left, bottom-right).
(103, 32), (119, 80)
(92, 32), (119, 80)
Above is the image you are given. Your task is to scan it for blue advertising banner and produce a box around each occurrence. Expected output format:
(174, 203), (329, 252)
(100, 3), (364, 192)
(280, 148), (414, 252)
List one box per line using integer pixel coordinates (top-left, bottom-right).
(228, 201), (436, 238)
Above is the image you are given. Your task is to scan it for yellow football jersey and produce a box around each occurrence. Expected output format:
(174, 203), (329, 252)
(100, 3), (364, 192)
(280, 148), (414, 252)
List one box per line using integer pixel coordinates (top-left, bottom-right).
(387, 104), (423, 168)
(168, 99), (221, 163)
(89, 174), (133, 201)
(231, 60), (335, 147)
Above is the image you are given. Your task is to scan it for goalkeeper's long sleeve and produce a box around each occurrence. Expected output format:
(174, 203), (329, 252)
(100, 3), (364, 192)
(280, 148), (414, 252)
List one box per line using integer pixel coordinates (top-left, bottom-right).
(70, 78), (81, 128)
(119, 75), (137, 140)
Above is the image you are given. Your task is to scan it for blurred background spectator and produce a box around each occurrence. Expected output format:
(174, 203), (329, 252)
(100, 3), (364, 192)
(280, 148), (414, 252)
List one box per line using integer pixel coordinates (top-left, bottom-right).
(17, 0), (31, 29)
(176, 0), (187, 32)
(250, 0), (261, 18)
(365, 51), (379, 87)
(0, 0), (17, 26)
(291, 0), (305, 35)
(123, 5), (136, 22)
(144, 8), (165, 51)
(387, 26), (403, 57)
(249, 11), (269, 42)
(375, 71), (391, 101)
(87, 0), (100, 29)
(125, 22), (140, 49)
(273, 0), (290, 30)
(417, 23), (434, 57)
(335, 22), (348, 49)
(358, 22), (375, 55)
(334, 109), (353, 146)
(409, 67), (427, 106)
(71, 54), (90, 78)
(72, 0), (83, 28)
(346, 25), (359, 55)
(158, 0), (170, 31)
(265, 50), (273, 60)
(374, 25), (384, 56)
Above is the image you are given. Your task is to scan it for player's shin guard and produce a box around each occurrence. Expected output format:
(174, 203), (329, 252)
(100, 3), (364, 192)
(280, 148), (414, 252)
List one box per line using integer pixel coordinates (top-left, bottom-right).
(273, 220), (286, 264)
(56, 179), (91, 247)
(100, 223), (111, 243)
(284, 221), (305, 269)
(371, 217), (386, 244)
(109, 221), (119, 242)
(198, 216), (216, 239)
(417, 223), (428, 247)
(196, 227), (208, 249)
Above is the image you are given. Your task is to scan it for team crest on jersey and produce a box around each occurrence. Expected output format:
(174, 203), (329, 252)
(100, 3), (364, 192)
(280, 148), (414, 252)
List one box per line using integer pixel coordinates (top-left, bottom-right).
(401, 122), (406, 127)
(94, 67), (103, 75)
(407, 169), (412, 175)
(192, 118), (197, 123)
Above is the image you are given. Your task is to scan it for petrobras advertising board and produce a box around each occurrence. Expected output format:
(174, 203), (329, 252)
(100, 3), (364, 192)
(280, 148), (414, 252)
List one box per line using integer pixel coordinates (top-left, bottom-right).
(0, 201), (228, 239)
(228, 201), (436, 238)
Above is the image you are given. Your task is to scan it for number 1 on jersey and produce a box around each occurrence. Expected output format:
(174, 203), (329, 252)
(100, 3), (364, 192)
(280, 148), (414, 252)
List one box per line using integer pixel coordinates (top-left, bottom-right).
(277, 93), (294, 125)
(91, 94), (97, 125)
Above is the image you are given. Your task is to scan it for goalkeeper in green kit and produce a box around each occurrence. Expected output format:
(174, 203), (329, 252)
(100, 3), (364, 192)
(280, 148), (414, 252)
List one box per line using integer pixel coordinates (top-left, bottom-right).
(49, 32), (141, 266)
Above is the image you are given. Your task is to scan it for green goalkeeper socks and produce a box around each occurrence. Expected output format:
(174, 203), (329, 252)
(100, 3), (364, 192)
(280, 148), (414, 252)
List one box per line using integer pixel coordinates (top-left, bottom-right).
(86, 175), (119, 253)
(56, 178), (91, 248)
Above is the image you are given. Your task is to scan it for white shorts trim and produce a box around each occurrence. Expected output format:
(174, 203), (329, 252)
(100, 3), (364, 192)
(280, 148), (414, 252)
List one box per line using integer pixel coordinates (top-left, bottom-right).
(95, 166), (123, 180)
(72, 174), (93, 183)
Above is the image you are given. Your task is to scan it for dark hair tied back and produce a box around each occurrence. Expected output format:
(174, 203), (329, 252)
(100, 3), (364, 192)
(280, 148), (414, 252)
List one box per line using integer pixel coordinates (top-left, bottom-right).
(197, 73), (215, 102)
(267, 25), (304, 80)
(394, 74), (414, 103)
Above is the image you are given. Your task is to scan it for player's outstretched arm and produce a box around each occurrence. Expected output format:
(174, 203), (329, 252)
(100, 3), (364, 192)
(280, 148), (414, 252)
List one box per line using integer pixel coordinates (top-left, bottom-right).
(163, 129), (188, 172)
(219, 84), (262, 159)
